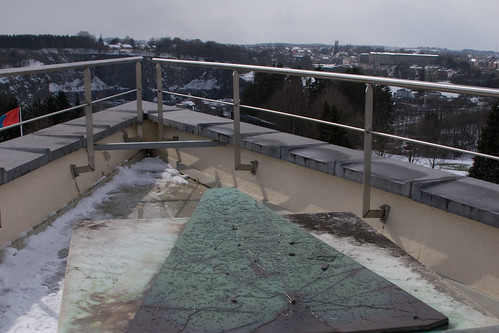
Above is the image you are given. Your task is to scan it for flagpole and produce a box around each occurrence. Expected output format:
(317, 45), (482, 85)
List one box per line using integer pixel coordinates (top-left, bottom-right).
(19, 106), (23, 136)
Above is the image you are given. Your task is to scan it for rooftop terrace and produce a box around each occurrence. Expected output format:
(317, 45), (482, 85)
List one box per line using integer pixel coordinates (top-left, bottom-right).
(1, 57), (499, 332)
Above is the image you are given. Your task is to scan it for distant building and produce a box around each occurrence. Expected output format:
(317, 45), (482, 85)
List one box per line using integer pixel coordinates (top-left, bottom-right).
(394, 88), (412, 99)
(368, 52), (439, 66)
(332, 40), (339, 56)
(359, 53), (370, 64)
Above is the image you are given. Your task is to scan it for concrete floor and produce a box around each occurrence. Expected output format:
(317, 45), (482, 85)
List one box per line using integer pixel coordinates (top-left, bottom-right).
(56, 157), (499, 332)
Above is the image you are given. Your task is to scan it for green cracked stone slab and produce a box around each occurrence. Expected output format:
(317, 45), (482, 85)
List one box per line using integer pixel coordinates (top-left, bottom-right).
(127, 188), (448, 332)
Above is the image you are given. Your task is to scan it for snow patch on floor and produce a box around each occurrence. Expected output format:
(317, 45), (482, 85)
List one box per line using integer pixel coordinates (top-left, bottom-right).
(0, 157), (188, 333)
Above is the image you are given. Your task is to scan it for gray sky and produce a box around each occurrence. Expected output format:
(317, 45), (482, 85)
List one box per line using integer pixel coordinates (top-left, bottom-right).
(1, 0), (498, 51)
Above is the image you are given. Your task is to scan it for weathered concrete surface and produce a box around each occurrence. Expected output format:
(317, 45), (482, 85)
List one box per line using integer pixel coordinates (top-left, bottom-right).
(57, 218), (188, 333)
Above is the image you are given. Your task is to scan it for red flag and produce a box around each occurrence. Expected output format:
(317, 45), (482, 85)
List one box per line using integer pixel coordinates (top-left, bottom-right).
(0, 107), (20, 128)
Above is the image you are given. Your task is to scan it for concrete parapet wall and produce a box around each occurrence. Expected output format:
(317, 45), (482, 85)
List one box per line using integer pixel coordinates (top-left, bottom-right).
(147, 105), (499, 301)
(147, 105), (499, 229)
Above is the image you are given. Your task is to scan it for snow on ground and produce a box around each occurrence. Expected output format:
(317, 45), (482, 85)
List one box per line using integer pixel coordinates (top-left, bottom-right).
(240, 71), (254, 82)
(182, 77), (220, 90)
(389, 154), (474, 177)
(48, 76), (115, 93)
(0, 157), (188, 333)
(22, 59), (45, 68)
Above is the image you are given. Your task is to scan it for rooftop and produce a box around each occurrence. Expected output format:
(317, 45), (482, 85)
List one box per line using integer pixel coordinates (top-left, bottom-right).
(1, 57), (499, 332)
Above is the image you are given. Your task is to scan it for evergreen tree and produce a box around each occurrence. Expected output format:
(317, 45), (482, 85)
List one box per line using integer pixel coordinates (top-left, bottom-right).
(319, 101), (350, 147)
(468, 102), (499, 184)
(372, 85), (395, 156)
(0, 93), (20, 142)
(53, 91), (72, 123)
(0, 93), (18, 113)
(417, 111), (449, 168)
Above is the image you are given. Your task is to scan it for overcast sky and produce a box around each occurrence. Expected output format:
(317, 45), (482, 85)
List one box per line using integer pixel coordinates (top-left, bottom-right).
(1, 0), (498, 51)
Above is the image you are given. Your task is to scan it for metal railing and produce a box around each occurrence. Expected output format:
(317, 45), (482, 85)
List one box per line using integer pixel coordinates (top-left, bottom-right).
(153, 58), (499, 220)
(2, 57), (498, 220)
(0, 56), (143, 176)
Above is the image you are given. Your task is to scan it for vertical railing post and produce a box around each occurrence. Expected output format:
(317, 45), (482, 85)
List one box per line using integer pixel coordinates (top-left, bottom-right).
(19, 107), (24, 137)
(362, 83), (389, 221)
(232, 69), (258, 174)
(363, 84), (374, 217)
(156, 63), (164, 140)
(84, 67), (95, 170)
(136, 61), (143, 139)
(233, 70), (242, 169)
(70, 66), (97, 177)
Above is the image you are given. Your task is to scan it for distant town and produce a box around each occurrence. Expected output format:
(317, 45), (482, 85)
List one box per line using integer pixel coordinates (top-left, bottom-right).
(1, 33), (498, 180)
(98, 36), (499, 90)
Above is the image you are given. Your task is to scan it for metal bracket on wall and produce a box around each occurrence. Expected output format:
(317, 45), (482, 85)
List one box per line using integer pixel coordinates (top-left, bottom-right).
(363, 204), (391, 223)
(236, 160), (258, 175)
(70, 164), (95, 179)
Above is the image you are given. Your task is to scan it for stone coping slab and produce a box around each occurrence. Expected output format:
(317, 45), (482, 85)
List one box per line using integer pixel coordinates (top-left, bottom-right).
(339, 158), (463, 197)
(241, 132), (325, 160)
(288, 144), (371, 174)
(67, 110), (138, 134)
(199, 122), (278, 143)
(0, 132), (83, 161)
(0, 148), (48, 183)
(147, 108), (232, 135)
(416, 177), (499, 228)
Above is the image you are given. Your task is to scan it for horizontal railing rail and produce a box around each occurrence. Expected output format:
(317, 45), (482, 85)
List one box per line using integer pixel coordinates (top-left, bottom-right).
(153, 58), (499, 220)
(237, 102), (499, 162)
(0, 57), (143, 78)
(153, 58), (499, 98)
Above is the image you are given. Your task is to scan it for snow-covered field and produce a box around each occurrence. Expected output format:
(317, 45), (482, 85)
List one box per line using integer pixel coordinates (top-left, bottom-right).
(0, 157), (188, 333)
(389, 153), (474, 177)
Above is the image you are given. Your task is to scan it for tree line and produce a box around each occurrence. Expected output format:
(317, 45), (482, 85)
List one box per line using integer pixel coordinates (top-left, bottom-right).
(240, 66), (498, 183)
(150, 37), (258, 63)
(241, 67), (394, 154)
(0, 33), (101, 50)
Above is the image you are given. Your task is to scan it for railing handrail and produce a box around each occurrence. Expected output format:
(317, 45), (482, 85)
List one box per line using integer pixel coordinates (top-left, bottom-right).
(152, 58), (499, 98)
(0, 56), (143, 78)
